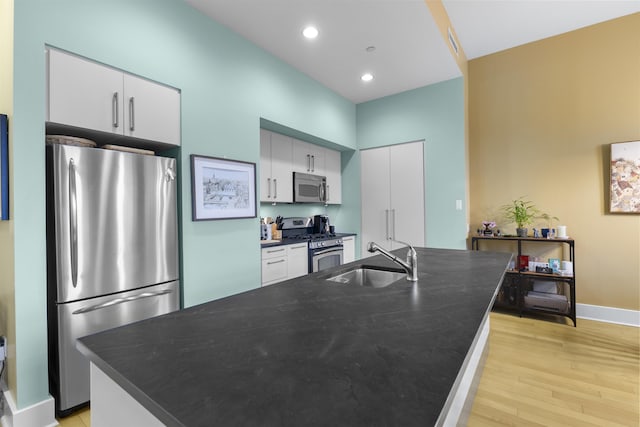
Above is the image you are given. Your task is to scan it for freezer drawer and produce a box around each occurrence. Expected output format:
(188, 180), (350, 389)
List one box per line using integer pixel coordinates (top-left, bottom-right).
(52, 281), (179, 414)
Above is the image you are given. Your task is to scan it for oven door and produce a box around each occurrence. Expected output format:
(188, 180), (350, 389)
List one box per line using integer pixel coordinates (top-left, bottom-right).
(311, 246), (343, 273)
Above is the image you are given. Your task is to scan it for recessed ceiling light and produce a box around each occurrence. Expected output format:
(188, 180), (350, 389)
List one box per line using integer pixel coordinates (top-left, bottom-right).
(302, 26), (318, 39)
(361, 73), (374, 82)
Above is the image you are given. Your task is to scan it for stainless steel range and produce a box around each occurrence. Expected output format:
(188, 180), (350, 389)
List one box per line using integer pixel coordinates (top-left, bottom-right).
(278, 217), (344, 273)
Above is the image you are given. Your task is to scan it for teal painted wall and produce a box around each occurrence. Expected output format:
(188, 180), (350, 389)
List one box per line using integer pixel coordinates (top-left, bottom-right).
(13, 0), (355, 409)
(356, 79), (466, 250)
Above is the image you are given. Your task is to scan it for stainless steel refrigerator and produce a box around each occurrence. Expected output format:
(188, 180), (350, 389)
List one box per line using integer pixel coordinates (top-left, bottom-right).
(46, 143), (180, 416)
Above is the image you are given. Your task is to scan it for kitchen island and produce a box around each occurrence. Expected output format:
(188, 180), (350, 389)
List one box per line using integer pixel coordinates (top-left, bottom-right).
(77, 247), (511, 427)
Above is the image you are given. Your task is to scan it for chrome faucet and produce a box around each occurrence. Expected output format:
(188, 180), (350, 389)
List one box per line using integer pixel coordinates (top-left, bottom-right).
(367, 241), (418, 281)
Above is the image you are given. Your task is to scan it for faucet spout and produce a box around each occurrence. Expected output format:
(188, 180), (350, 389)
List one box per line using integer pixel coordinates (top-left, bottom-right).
(367, 241), (418, 281)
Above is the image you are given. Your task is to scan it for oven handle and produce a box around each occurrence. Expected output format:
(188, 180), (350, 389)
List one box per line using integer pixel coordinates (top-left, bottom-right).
(313, 247), (343, 256)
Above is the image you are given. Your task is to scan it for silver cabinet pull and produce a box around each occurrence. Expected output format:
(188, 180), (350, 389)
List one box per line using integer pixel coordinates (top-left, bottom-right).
(385, 209), (390, 240)
(267, 248), (285, 254)
(72, 289), (173, 315)
(311, 155), (315, 172)
(129, 97), (135, 131)
(273, 178), (278, 198)
(267, 259), (285, 265)
(267, 178), (271, 198)
(69, 158), (78, 288)
(391, 209), (396, 240)
(112, 92), (119, 128)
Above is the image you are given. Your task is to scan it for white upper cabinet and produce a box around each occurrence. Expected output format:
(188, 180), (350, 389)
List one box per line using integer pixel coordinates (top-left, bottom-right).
(122, 74), (180, 145)
(292, 139), (325, 175)
(260, 129), (293, 203)
(47, 49), (181, 146)
(324, 148), (342, 204)
(48, 49), (124, 135)
(260, 129), (342, 204)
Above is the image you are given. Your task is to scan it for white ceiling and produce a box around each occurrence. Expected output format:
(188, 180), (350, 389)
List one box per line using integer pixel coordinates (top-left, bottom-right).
(183, 0), (640, 104)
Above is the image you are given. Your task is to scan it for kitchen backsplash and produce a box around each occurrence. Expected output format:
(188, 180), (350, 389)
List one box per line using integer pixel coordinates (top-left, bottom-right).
(260, 203), (340, 224)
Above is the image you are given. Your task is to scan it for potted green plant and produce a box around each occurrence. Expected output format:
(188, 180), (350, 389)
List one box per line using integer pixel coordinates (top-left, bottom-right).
(500, 197), (548, 237)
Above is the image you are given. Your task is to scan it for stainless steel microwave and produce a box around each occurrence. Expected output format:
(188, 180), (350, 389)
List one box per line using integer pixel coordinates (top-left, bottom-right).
(293, 172), (327, 203)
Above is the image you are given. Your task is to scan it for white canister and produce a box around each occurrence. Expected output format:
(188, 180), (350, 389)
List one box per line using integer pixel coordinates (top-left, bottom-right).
(561, 260), (573, 272)
(557, 225), (567, 238)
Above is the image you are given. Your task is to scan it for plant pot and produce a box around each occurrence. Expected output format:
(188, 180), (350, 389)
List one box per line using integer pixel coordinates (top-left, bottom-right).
(516, 228), (528, 237)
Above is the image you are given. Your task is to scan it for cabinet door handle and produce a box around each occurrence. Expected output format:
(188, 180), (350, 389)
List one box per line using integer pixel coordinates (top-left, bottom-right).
(129, 96), (135, 131)
(112, 92), (119, 128)
(267, 248), (285, 254)
(267, 259), (285, 265)
(306, 154), (311, 172)
(311, 155), (315, 172)
(385, 209), (390, 240)
(267, 178), (271, 198)
(391, 209), (396, 240)
(273, 178), (277, 198)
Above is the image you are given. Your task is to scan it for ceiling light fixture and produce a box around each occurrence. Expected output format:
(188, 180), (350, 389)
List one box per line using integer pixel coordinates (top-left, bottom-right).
(361, 73), (374, 82)
(302, 26), (318, 39)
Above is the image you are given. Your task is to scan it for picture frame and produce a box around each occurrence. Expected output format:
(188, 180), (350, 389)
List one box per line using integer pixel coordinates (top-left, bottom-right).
(610, 140), (640, 213)
(1, 114), (8, 220)
(190, 154), (257, 221)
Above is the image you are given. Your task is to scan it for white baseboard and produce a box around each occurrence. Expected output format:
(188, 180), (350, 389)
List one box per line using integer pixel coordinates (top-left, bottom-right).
(0, 390), (57, 427)
(577, 303), (640, 327)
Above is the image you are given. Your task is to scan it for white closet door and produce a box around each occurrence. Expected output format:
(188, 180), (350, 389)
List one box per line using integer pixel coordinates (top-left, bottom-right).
(389, 141), (425, 249)
(360, 147), (391, 257)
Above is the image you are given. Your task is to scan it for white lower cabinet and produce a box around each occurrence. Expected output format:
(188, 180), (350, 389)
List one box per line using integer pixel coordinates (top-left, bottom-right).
(261, 242), (309, 286)
(342, 236), (356, 263)
(261, 246), (287, 286)
(286, 243), (309, 279)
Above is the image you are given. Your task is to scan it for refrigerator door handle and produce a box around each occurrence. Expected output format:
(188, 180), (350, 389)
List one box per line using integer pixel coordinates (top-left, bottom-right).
(69, 158), (78, 288)
(72, 289), (173, 315)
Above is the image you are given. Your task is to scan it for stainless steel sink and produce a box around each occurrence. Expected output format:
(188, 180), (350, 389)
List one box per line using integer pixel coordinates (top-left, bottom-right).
(326, 267), (406, 288)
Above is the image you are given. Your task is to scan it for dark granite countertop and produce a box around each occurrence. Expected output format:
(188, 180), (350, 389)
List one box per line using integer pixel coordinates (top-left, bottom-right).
(78, 247), (511, 427)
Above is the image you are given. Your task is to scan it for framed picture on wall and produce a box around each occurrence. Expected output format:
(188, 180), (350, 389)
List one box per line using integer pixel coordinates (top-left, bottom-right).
(190, 154), (257, 221)
(610, 141), (640, 214)
(1, 114), (8, 220)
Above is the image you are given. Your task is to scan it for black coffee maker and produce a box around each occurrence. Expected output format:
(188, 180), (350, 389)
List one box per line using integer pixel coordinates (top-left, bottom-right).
(313, 215), (330, 234)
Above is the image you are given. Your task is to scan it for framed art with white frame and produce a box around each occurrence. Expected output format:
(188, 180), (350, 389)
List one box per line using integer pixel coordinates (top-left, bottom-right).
(610, 140), (640, 214)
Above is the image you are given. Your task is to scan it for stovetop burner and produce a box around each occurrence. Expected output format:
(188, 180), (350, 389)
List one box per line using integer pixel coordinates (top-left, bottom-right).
(283, 233), (337, 241)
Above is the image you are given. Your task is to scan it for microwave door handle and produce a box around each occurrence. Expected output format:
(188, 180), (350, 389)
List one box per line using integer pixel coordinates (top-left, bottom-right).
(71, 289), (173, 315)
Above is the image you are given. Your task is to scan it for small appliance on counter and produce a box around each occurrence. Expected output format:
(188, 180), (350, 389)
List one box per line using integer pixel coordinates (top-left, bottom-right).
(313, 214), (331, 234)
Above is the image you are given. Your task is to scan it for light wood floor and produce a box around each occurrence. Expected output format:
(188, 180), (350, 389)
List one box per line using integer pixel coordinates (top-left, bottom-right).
(56, 312), (639, 427)
(469, 312), (639, 426)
